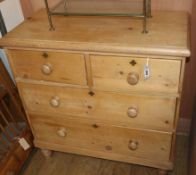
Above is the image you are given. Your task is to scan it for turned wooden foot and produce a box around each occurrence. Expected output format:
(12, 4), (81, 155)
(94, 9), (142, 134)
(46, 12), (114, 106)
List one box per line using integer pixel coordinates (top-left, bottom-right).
(41, 149), (53, 158)
(7, 171), (15, 175)
(158, 169), (168, 175)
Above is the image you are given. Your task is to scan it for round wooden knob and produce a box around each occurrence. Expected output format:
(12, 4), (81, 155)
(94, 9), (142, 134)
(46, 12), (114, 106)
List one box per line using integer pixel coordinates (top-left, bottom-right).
(57, 128), (67, 137)
(127, 107), (138, 118)
(41, 63), (53, 75)
(50, 96), (60, 107)
(127, 72), (139, 85)
(128, 140), (139, 151)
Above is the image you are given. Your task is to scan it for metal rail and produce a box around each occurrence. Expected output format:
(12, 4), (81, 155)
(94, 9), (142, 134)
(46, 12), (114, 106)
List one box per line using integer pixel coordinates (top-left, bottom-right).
(44, 0), (151, 33)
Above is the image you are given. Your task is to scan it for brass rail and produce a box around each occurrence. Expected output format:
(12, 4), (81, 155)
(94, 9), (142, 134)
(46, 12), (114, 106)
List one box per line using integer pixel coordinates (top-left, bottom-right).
(44, 0), (151, 33)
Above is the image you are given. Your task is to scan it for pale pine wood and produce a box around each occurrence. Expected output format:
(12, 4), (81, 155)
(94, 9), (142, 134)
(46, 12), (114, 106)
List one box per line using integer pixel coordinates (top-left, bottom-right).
(19, 135), (189, 175)
(90, 55), (182, 94)
(7, 49), (87, 86)
(18, 82), (176, 131)
(84, 54), (94, 88)
(29, 114), (173, 167)
(34, 135), (172, 170)
(0, 9), (190, 173)
(173, 58), (186, 133)
(0, 10), (190, 57)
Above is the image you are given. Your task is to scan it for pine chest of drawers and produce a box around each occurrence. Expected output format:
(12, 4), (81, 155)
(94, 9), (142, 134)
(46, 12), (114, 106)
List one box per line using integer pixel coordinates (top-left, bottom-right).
(0, 10), (190, 174)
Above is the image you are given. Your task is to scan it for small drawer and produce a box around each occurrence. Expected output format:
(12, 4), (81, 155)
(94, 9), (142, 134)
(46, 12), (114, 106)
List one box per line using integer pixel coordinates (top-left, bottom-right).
(90, 55), (181, 94)
(30, 114), (172, 163)
(8, 49), (87, 85)
(19, 83), (176, 131)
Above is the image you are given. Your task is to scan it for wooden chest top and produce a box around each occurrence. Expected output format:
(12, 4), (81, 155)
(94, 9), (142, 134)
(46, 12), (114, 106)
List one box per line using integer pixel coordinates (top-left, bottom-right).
(0, 10), (190, 57)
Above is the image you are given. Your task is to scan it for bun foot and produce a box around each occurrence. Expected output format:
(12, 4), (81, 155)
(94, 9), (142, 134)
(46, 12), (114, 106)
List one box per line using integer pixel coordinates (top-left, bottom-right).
(41, 149), (53, 158)
(158, 169), (168, 175)
(7, 171), (15, 175)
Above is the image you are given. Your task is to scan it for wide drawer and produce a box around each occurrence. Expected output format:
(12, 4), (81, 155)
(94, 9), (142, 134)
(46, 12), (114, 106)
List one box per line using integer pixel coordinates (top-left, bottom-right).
(30, 114), (172, 163)
(19, 83), (176, 131)
(90, 55), (181, 94)
(8, 49), (87, 85)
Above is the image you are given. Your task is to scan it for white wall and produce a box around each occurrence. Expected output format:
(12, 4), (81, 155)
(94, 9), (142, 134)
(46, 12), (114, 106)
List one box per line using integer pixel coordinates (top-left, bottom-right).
(0, 0), (24, 79)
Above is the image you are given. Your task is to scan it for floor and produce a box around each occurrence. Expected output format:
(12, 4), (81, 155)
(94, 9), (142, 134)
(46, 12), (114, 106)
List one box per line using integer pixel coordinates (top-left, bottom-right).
(19, 135), (189, 175)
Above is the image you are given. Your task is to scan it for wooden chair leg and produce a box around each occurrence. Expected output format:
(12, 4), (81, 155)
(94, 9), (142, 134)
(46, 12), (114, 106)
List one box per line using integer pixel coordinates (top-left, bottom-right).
(158, 169), (168, 175)
(41, 149), (52, 158)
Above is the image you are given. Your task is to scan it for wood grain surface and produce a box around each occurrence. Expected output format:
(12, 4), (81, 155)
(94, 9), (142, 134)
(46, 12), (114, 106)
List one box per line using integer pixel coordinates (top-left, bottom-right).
(0, 7), (190, 172)
(30, 113), (173, 169)
(18, 82), (176, 131)
(17, 0), (195, 128)
(90, 55), (182, 94)
(19, 135), (188, 175)
(8, 50), (87, 85)
(0, 10), (190, 57)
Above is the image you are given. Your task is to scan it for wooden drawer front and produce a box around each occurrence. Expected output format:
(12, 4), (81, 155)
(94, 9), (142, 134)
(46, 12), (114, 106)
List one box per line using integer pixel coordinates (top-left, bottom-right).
(31, 115), (172, 162)
(90, 55), (181, 94)
(19, 83), (176, 131)
(8, 50), (87, 85)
